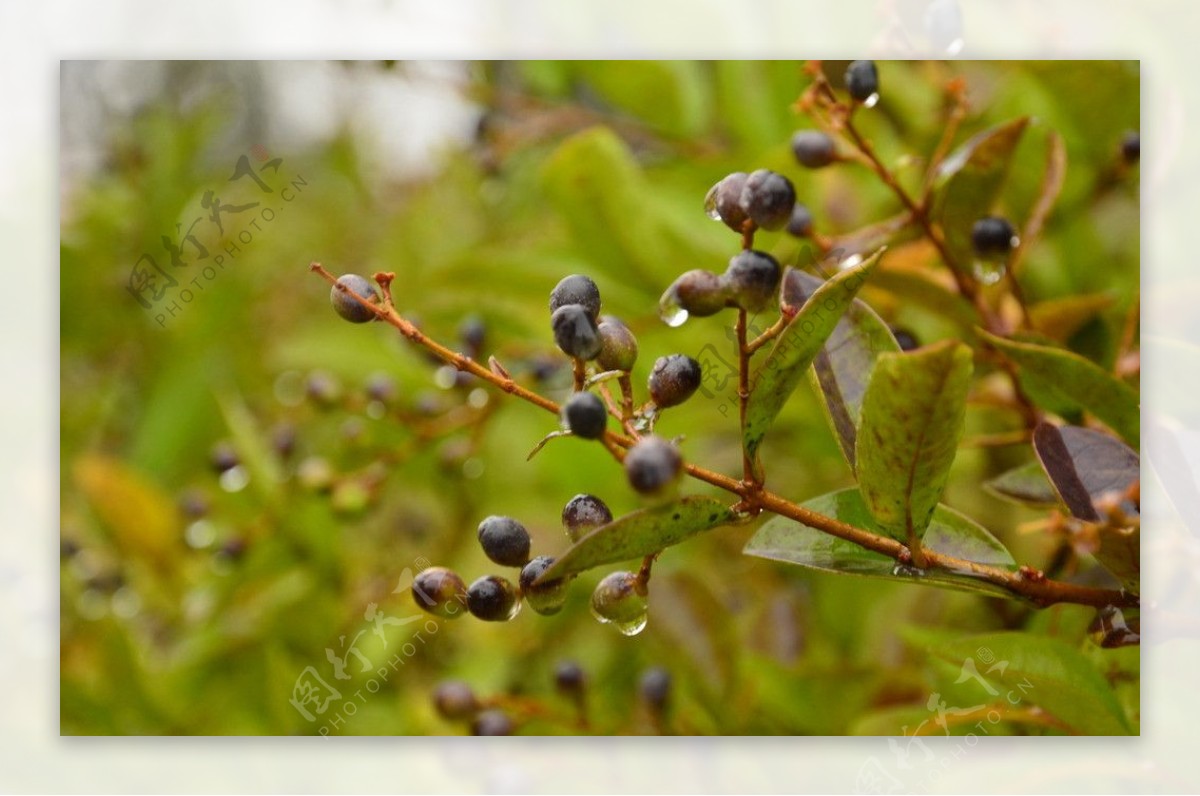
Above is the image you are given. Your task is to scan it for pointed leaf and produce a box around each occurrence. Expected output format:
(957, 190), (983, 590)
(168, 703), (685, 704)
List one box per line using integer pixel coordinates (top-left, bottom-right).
(915, 631), (1134, 735)
(74, 455), (179, 571)
(856, 341), (973, 548)
(539, 496), (736, 581)
(782, 269), (899, 471)
(932, 117), (1030, 274)
(744, 488), (1018, 600)
(743, 250), (884, 474)
(985, 461), (1060, 508)
(983, 331), (1140, 446)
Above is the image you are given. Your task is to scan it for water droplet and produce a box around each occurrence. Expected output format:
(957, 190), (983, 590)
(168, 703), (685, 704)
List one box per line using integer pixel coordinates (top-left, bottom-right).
(185, 520), (216, 549)
(863, 92), (880, 109)
(468, 388), (489, 408)
(891, 563), (926, 578)
(658, 290), (690, 327)
(111, 586), (142, 619)
(462, 457), (485, 479)
(503, 597), (523, 621)
(839, 253), (864, 270)
(591, 601), (649, 636)
(366, 400), (387, 420)
(972, 257), (1007, 286)
(434, 365), (458, 390)
(703, 184), (722, 220)
(1088, 605), (1140, 648)
(219, 465), (249, 493)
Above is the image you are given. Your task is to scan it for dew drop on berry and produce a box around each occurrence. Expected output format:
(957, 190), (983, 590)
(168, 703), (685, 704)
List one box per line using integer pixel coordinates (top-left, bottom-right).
(702, 184), (723, 221)
(658, 289), (690, 328)
(862, 92), (880, 108)
(891, 563), (926, 578)
(590, 600), (648, 636)
(971, 255), (1011, 286)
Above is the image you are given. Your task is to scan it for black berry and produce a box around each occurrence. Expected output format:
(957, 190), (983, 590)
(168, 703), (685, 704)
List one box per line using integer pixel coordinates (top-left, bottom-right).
(471, 709), (514, 736)
(330, 274), (378, 323)
(549, 275), (602, 320)
(551, 304), (603, 361)
(971, 216), (1017, 257)
(365, 372), (397, 404)
(891, 327), (920, 352)
(476, 516), (532, 567)
(210, 441), (239, 474)
(665, 269), (728, 318)
(624, 435), (683, 496)
(554, 660), (586, 694)
(596, 316), (639, 372)
(433, 680), (478, 720)
(412, 566), (469, 618)
(562, 391), (608, 440)
(845, 60), (879, 102)
(723, 250), (782, 312)
(562, 494), (613, 542)
(791, 131), (837, 169)
(458, 315), (487, 356)
(648, 354), (702, 409)
(466, 574), (521, 621)
(271, 422), (296, 459)
(704, 172), (750, 233)
(1120, 130), (1140, 163)
(519, 555), (570, 616)
(305, 370), (343, 407)
(786, 203), (814, 237)
(739, 169), (796, 231)
(639, 667), (672, 712)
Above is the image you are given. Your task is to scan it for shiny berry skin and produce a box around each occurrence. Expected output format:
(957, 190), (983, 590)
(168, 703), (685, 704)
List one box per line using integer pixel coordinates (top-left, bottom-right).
(562, 494), (613, 541)
(723, 250), (782, 312)
(551, 304), (603, 361)
(704, 172), (750, 233)
(639, 667), (672, 711)
(786, 203), (814, 237)
(739, 169), (796, 231)
(518, 555), (570, 616)
(891, 327), (919, 352)
(791, 131), (837, 168)
(562, 391), (608, 440)
(1120, 130), (1140, 163)
(624, 435), (683, 496)
(970, 216), (1017, 257)
(466, 574), (521, 621)
(596, 316), (639, 372)
(476, 516), (532, 567)
(666, 269), (728, 318)
(471, 709), (514, 735)
(412, 566), (469, 618)
(433, 680), (478, 720)
(845, 60), (879, 102)
(590, 570), (645, 624)
(549, 275), (602, 320)
(648, 354), (702, 409)
(554, 661), (586, 694)
(330, 274), (378, 323)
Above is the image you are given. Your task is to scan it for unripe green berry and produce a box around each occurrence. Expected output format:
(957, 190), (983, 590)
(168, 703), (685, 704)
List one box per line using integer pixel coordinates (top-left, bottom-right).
(723, 250), (782, 312)
(562, 494), (614, 542)
(739, 169), (796, 231)
(624, 435), (683, 496)
(845, 60), (879, 102)
(562, 391), (608, 440)
(519, 555), (570, 616)
(648, 354), (702, 409)
(703, 172), (750, 233)
(330, 274), (378, 323)
(549, 275), (602, 320)
(412, 566), (469, 618)
(791, 131), (837, 169)
(466, 574), (521, 621)
(433, 680), (478, 720)
(551, 304), (603, 361)
(596, 316), (639, 372)
(476, 515), (532, 567)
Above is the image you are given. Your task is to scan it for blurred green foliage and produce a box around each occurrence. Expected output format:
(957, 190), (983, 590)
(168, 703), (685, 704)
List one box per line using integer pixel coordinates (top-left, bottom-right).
(61, 60), (1139, 735)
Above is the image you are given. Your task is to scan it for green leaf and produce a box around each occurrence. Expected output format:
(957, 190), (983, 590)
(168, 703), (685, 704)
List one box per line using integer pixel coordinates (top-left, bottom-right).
(216, 390), (284, 509)
(781, 268), (899, 471)
(981, 331), (1140, 446)
(539, 496), (736, 581)
(742, 250), (884, 476)
(1028, 293), (1115, 343)
(914, 631), (1134, 735)
(856, 340), (973, 549)
(743, 488), (1018, 600)
(932, 117), (1029, 275)
(985, 461), (1060, 508)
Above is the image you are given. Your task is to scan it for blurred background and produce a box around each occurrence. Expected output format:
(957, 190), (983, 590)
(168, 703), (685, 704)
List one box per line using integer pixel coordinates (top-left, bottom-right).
(59, 60), (1139, 735)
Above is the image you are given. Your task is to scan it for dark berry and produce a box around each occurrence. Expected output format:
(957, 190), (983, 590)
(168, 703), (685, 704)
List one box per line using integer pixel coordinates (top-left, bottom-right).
(624, 436), (683, 496)
(412, 566), (469, 618)
(648, 354), (702, 409)
(551, 304), (603, 361)
(271, 422), (297, 459)
(459, 315), (487, 355)
(549, 275), (602, 320)
(330, 274), (378, 323)
(178, 488), (210, 519)
(590, 570), (647, 631)
(596, 316), (639, 372)
(305, 370), (343, 407)
(554, 660), (586, 694)
(703, 172), (750, 233)
(845, 60), (879, 102)
(433, 680), (478, 720)
(791, 131), (837, 169)
(562, 494), (614, 542)
(891, 327), (919, 352)
(519, 555), (570, 616)
(216, 537), (247, 561)
(471, 709), (515, 736)
(210, 441), (239, 474)
(786, 203), (814, 237)
(466, 574), (521, 621)
(639, 667), (672, 712)
(476, 516), (532, 567)
(562, 391), (608, 440)
(365, 372), (397, 404)
(971, 216), (1017, 257)
(739, 169), (796, 231)
(665, 269), (728, 318)
(1120, 130), (1140, 163)
(723, 250), (782, 312)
